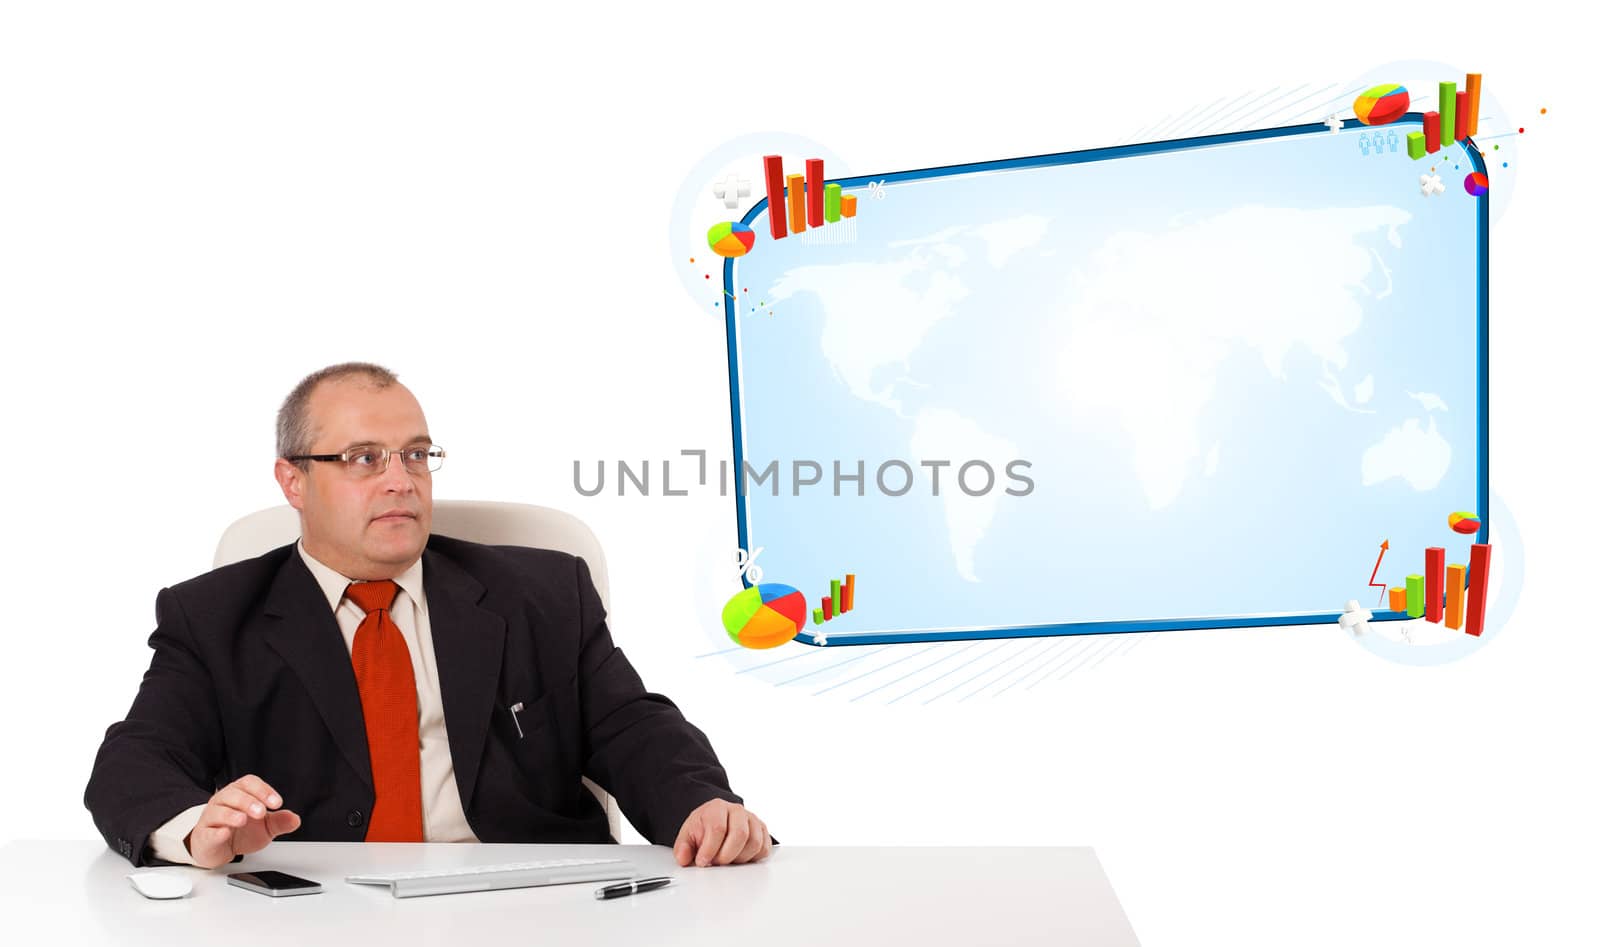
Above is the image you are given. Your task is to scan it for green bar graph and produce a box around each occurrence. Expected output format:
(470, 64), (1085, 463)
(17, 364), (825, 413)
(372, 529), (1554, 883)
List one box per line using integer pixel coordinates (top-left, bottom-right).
(812, 608), (823, 625)
(831, 579), (842, 615)
(824, 183), (841, 223)
(1439, 81), (1457, 144)
(1405, 574), (1425, 618)
(1407, 132), (1425, 159)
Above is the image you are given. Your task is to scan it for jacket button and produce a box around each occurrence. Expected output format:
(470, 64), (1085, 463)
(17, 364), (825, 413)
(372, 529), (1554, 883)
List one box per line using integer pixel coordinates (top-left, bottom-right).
(347, 809), (364, 828)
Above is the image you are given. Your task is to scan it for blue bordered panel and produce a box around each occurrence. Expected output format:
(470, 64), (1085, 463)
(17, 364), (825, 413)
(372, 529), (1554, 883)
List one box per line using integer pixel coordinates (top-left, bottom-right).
(723, 119), (1488, 646)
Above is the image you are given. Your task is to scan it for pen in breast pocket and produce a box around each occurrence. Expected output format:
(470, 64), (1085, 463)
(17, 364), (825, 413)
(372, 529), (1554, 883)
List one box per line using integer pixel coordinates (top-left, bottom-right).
(508, 702), (525, 738)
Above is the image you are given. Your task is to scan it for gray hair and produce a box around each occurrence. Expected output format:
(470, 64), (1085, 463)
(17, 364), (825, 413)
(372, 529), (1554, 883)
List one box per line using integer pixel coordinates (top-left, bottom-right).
(276, 362), (399, 467)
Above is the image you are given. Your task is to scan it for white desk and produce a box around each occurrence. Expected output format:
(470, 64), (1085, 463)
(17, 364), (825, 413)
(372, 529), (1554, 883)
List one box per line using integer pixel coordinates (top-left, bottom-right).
(0, 840), (1138, 946)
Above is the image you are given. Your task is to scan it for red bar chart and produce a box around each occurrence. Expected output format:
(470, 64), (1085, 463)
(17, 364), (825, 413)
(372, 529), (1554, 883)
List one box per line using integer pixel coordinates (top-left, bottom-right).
(1386, 543), (1492, 636)
(806, 159), (824, 228)
(761, 156), (858, 242)
(1425, 547), (1445, 623)
(1465, 544), (1491, 637)
(810, 573), (857, 625)
(762, 155), (788, 240)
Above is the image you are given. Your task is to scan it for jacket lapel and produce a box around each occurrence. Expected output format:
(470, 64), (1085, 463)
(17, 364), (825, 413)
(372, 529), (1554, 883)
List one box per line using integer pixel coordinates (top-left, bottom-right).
(260, 550), (373, 790)
(423, 545), (506, 812)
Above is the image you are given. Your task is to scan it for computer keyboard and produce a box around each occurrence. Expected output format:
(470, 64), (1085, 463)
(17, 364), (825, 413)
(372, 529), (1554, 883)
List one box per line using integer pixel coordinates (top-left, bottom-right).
(346, 857), (635, 898)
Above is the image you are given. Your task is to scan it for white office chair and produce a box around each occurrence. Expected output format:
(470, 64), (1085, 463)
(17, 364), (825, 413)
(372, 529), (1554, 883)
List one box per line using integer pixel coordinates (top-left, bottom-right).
(214, 499), (623, 842)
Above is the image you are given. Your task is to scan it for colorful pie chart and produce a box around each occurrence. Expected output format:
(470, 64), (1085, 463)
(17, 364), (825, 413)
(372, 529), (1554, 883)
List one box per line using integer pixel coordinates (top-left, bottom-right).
(722, 583), (807, 649)
(1464, 172), (1489, 196)
(1448, 511), (1481, 534)
(1352, 84), (1410, 126)
(707, 221), (756, 258)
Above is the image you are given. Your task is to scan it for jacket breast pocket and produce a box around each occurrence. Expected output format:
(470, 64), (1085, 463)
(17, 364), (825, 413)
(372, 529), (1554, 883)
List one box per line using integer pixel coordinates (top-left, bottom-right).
(492, 687), (583, 808)
(501, 692), (550, 741)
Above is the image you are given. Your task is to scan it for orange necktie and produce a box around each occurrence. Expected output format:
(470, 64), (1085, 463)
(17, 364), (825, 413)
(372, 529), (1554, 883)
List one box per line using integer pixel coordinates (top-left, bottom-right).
(345, 580), (424, 842)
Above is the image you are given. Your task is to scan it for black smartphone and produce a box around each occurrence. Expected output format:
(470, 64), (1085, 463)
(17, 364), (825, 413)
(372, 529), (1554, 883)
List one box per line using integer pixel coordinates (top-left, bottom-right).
(226, 870), (324, 897)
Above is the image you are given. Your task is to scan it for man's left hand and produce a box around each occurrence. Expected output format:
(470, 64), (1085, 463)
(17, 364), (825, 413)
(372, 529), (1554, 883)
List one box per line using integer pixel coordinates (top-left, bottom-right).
(672, 799), (771, 867)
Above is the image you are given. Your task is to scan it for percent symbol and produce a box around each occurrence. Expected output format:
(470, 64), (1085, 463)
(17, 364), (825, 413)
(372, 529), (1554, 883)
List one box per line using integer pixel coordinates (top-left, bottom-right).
(734, 546), (765, 583)
(866, 180), (887, 200)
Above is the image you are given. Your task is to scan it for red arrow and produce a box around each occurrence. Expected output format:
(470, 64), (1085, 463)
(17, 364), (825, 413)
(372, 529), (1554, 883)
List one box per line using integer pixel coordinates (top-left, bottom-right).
(1368, 540), (1390, 604)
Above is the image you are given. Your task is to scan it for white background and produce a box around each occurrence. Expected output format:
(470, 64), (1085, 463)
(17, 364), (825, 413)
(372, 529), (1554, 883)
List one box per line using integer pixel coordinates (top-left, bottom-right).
(2, 4), (1595, 945)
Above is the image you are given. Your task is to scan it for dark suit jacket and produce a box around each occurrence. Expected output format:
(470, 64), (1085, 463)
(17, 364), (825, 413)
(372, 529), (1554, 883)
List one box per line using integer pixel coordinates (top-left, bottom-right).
(84, 534), (741, 866)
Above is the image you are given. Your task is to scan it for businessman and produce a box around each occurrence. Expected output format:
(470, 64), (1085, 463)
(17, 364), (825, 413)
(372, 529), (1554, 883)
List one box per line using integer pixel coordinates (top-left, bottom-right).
(85, 362), (771, 869)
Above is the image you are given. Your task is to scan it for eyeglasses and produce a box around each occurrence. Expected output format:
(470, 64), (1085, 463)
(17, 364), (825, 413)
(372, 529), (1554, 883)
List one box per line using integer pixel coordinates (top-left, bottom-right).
(286, 443), (446, 478)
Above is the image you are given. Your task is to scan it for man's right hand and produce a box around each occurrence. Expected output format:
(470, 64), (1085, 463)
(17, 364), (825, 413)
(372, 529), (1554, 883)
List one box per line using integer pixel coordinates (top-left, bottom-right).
(185, 775), (302, 869)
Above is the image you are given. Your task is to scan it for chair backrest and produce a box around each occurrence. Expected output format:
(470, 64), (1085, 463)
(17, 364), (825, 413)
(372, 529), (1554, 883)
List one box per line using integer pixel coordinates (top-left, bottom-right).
(215, 500), (611, 608)
(213, 499), (622, 841)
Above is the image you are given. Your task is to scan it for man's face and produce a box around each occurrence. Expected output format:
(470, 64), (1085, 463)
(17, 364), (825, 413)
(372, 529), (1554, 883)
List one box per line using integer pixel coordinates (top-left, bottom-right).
(274, 378), (434, 580)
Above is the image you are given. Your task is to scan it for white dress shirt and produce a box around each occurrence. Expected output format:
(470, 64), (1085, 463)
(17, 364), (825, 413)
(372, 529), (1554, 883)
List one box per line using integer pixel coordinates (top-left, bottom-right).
(148, 542), (479, 864)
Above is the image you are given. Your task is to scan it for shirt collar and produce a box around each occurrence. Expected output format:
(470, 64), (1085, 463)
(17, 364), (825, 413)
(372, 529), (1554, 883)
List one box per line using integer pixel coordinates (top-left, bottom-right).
(296, 539), (425, 612)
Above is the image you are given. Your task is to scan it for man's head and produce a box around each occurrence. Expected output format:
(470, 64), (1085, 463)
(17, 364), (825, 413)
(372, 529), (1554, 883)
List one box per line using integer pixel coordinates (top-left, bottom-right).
(273, 363), (434, 580)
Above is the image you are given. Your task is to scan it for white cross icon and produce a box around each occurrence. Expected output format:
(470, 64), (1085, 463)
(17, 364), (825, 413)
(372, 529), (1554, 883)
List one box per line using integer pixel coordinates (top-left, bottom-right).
(1323, 115), (1343, 134)
(711, 174), (751, 209)
(1338, 599), (1374, 637)
(1420, 173), (1445, 197)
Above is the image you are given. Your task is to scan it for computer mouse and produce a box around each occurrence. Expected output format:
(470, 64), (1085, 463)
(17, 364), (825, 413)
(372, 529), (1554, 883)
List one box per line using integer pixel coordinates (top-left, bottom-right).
(127, 870), (194, 900)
